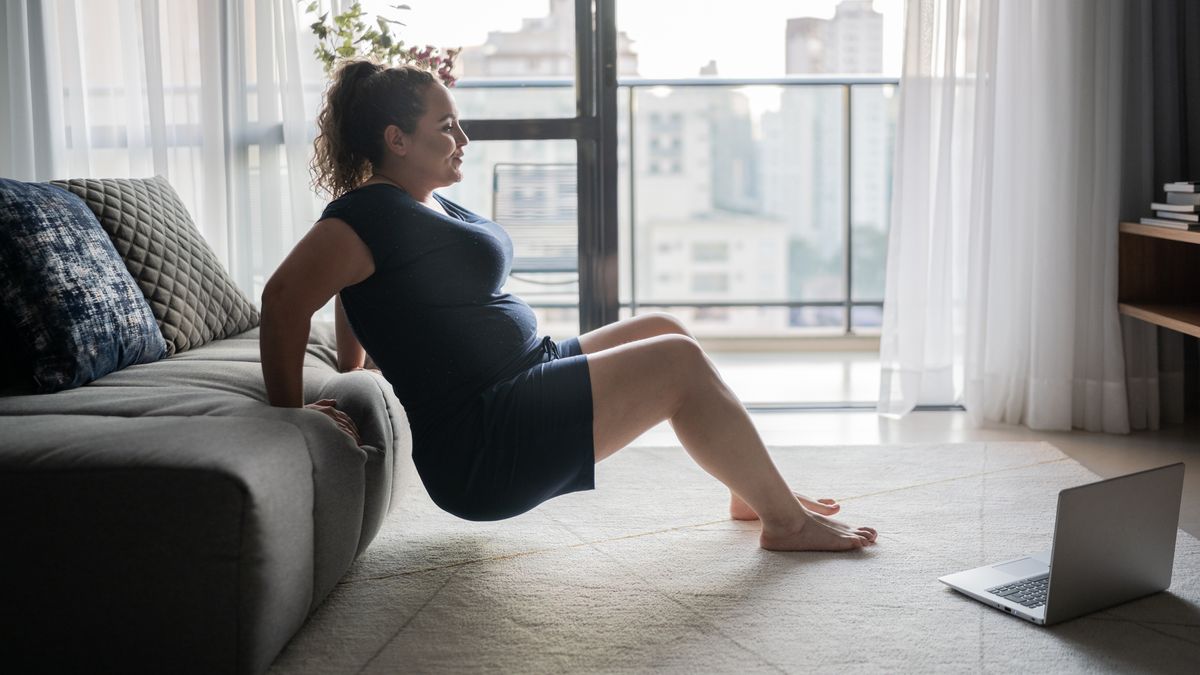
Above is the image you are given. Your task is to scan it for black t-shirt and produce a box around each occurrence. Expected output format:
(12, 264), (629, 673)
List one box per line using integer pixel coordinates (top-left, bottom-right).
(321, 184), (542, 432)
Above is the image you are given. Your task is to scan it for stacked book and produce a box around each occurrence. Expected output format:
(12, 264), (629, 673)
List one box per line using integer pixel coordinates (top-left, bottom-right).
(1141, 181), (1200, 230)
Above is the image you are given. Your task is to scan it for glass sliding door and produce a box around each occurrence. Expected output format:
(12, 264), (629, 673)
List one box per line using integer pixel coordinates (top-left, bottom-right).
(391, 0), (621, 335)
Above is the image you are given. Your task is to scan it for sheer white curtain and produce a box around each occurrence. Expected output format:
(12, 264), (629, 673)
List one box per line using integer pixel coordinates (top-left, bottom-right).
(1, 0), (327, 307)
(879, 0), (1130, 433)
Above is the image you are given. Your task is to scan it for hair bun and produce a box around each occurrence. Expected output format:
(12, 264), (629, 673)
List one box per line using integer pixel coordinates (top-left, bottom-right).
(338, 59), (383, 90)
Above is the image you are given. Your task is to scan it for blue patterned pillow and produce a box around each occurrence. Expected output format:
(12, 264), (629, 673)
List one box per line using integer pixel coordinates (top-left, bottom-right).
(0, 179), (167, 393)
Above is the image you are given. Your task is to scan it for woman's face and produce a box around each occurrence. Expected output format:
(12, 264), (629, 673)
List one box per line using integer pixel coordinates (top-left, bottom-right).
(399, 82), (469, 188)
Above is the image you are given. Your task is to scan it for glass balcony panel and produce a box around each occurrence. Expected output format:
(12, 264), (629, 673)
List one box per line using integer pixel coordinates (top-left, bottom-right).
(850, 84), (897, 326)
(633, 305), (845, 339)
(629, 84), (847, 325)
(851, 304), (884, 333)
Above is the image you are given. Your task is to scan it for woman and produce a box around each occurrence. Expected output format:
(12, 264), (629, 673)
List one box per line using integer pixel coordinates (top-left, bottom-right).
(261, 59), (877, 551)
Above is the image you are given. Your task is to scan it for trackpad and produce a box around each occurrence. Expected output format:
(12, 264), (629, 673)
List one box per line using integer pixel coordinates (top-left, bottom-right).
(993, 557), (1047, 578)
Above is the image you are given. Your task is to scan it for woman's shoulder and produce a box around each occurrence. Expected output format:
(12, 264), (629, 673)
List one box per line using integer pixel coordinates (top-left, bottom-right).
(326, 182), (405, 206)
(321, 183), (413, 220)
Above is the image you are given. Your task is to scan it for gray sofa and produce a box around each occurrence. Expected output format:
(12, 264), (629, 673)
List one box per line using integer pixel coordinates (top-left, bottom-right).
(0, 324), (411, 674)
(0, 177), (411, 674)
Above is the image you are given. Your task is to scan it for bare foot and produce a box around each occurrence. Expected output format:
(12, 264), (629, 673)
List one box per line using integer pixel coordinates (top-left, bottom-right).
(759, 512), (878, 552)
(730, 491), (840, 520)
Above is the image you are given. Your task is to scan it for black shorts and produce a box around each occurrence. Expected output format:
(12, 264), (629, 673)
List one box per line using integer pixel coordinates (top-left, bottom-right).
(413, 337), (595, 521)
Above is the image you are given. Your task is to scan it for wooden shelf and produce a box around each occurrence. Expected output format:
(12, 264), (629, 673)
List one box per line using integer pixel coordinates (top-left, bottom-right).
(1118, 222), (1200, 337)
(1119, 221), (1200, 244)
(1117, 303), (1200, 339)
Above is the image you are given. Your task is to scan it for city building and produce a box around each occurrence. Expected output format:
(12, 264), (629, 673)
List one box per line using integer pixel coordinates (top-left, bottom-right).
(762, 0), (891, 325)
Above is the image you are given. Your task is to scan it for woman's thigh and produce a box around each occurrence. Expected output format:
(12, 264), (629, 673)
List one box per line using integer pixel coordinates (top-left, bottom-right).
(585, 333), (714, 462)
(576, 311), (692, 354)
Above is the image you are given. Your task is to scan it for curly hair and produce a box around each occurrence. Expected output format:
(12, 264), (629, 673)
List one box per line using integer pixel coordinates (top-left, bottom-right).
(310, 59), (438, 198)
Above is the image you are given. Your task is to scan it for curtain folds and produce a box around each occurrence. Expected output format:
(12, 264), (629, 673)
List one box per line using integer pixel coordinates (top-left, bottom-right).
(1118, 0), (1199, 430)
(880, 0), (1131, 432)
(1, 0), (327, 307)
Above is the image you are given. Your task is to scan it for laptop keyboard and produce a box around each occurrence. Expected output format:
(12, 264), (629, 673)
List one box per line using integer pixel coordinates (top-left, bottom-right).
(987, 574), (1049, 609)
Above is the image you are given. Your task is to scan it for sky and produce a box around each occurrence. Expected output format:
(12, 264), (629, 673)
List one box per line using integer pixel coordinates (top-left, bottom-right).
(356, 0), (905, 78)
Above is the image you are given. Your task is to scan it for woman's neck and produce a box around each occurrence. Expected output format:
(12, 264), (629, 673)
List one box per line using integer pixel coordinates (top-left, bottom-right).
(369, 169), (432, 203)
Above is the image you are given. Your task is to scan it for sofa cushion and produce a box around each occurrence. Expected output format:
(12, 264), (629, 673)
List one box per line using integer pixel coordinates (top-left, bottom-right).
(0, 179), (168, 393)
(50, 176), (260, 355)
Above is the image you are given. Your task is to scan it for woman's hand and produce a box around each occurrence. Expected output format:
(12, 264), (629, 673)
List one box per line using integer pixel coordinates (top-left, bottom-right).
(305, 398), (362, 445)
(350, 366), (382, 375)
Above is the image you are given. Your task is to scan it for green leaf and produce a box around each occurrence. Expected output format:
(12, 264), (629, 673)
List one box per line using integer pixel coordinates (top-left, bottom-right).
(305, 1), (318, 14)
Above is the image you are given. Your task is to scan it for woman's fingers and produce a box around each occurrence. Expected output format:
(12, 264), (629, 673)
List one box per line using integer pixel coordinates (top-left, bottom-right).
(333, 411), (361, 444)
(306, 400), (362, 445)
(336, 410), (357, 441)
(334, 418), (360, 443)
(338, 422), (360, 443)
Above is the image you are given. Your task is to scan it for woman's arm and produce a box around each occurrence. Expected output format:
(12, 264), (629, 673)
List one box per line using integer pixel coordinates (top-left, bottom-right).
(261, 218), (374, 407)
(335, 294), (367, 372)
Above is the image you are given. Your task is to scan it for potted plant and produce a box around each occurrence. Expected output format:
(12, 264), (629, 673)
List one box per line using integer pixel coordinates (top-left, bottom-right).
(302, 1), (461, 85)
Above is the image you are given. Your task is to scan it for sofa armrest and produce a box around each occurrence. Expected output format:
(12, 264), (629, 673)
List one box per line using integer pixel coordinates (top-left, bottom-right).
(314, 369), (411, 554)
(0, 415), (315, 675)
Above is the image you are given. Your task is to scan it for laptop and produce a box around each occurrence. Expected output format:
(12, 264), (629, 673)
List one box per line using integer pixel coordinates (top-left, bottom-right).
(939, 462), (1185, 626)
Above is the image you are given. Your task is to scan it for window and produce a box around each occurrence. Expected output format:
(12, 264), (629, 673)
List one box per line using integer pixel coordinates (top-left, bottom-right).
(691, 272), (729, 293)
(692, 241), (729, 263)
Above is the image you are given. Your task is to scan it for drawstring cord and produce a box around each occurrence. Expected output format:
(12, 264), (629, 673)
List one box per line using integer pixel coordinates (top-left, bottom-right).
(540, 335), (559, 360)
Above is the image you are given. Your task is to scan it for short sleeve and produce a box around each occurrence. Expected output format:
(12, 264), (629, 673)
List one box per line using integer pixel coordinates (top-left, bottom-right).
(320, 186), (408, 270)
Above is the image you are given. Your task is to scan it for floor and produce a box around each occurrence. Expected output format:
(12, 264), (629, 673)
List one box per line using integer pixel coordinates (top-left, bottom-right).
(272, 441), (1200, 673)
(632, 351), (1200, 538)
(269, 351), (1200, 673)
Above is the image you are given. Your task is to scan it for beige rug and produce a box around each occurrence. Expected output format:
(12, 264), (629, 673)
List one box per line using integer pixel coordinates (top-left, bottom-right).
(269, 443), (1200, 673)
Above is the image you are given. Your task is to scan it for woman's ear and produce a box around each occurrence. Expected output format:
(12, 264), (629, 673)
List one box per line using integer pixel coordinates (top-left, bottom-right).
(383, 124), (407, 157)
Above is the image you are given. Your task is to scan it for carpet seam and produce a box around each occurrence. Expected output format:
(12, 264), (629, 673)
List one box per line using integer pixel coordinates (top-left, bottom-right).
(582, 540), (789, 674)
(1087, 616), (1200, 645)
(354, 566), (459, 674)
(837, 457), (1074, 503)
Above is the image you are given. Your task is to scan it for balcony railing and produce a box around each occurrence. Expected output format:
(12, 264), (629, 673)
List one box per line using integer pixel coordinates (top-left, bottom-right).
(452, 76), (900, 337)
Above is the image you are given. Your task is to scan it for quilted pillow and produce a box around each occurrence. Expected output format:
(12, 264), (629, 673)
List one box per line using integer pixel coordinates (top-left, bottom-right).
(50, 176), (260, 355)
(0, 179), (168, 393)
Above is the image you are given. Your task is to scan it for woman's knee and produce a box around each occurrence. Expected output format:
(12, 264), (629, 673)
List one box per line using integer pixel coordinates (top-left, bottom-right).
(647, 333), (710, 380)
(641, 311), (694, 339)
(587, 334), (713, 455)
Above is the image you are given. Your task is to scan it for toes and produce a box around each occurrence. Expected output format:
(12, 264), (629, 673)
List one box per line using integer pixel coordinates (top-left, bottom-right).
(798, 496), (840, 514)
